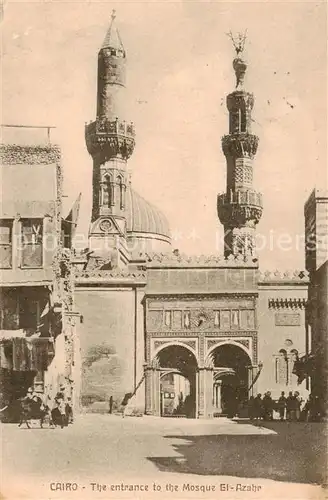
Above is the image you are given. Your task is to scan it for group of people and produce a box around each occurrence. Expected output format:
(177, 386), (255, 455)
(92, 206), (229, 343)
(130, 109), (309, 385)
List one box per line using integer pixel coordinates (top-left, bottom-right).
(248, 391), (323, 422)
(21, 386), (73, 428)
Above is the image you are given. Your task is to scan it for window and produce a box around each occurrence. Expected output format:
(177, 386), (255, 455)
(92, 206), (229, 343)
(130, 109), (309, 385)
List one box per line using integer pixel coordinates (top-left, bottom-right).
(275, 349), (288, 385)
(183, 311), (191, 329)
(19, 298), (40, 330)
(214, 311), (220, 328)
(240, 109), (247, 132)
(101, 175), (113, 207)
(240, 309), (255, 329)
(0, 290), (19, 329)
(164, 311), (171, 328)
(0, 219), (13, 269)
(220, 310), (230, 330)
(117, 176), (125, 210)
(21, 219), (43, 268)
(231, 310), (240, 329)
(172, 310), (182, 329)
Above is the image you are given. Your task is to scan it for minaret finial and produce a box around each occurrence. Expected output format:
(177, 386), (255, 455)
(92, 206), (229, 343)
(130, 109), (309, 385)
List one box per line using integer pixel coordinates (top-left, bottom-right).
(101, 9), (124, 52)
(226, 30), (248, 89)
(226, 30), (247, 56)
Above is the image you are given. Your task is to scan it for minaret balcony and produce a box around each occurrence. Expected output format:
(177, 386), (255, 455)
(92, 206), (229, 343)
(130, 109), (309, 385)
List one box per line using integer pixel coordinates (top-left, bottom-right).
(85, 118), (135, 160)
(217, 189), (263, 226)
(222, 133), (258, 158)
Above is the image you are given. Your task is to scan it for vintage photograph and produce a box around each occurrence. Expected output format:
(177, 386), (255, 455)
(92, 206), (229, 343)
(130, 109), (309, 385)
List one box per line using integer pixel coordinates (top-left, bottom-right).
(0, 1), (327, 499)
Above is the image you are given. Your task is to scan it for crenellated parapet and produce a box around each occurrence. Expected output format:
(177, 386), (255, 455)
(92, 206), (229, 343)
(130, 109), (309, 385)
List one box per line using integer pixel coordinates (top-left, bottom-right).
(74, 268), (147, 285)
(268, 298), (307, 310)
(258, 269), (309, 284)
(133, 251), (258, 268)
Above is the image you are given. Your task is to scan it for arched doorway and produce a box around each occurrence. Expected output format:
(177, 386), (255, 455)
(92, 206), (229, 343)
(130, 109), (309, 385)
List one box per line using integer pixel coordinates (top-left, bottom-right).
(156, 345), (198, 418)
(210, 344), (251, 416)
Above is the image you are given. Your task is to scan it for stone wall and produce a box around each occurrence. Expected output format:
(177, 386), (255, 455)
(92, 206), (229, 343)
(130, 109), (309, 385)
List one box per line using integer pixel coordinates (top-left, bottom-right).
(74, 286), (145, 410)
(257, 283), (308, 399)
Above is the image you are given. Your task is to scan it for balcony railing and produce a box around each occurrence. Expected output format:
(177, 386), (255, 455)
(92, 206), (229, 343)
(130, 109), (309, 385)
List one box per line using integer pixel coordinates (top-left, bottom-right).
(85, 118), (135, 138)
(218, 189), (263, 208)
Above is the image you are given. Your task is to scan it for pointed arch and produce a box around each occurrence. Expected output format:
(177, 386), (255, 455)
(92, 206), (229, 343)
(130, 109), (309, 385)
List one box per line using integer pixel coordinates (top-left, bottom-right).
(101, 173), (114, 207)
(116, 174), (125, 210)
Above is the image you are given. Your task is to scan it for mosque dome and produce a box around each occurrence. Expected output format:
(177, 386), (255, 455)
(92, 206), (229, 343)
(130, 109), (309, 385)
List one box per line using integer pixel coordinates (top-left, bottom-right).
(125, 187), (171, 252)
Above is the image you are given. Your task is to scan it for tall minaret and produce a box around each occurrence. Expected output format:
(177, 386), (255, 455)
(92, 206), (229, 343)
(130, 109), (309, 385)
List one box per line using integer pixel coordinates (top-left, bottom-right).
(217, 33), (262, 258)
(85, 11), (135, 264)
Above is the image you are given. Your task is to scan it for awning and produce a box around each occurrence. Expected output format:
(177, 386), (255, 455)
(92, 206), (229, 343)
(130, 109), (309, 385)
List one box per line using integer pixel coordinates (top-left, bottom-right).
(0, 335), (55, 371)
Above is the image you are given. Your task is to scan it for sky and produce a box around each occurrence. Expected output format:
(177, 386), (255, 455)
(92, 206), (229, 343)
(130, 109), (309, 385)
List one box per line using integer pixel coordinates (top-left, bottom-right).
(1, 1), (327, 269)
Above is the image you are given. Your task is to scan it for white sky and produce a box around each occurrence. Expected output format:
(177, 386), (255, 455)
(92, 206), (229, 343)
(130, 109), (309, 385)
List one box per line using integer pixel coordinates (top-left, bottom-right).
(1, 1), (327, 269)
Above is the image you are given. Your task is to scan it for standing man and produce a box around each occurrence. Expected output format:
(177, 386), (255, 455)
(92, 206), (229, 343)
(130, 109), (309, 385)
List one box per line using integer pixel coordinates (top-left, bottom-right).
(286, 391), (294, 421)
(277, 391), (287, 421)
(294, 391), (302, 421)
(109, 395), (113, 414)
(263, 392), (274, 421)
(254, 394), (263, 420)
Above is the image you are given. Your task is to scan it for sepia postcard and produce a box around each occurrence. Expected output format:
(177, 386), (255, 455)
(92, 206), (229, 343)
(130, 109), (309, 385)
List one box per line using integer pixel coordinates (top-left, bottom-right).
(0, 1), (327, 499)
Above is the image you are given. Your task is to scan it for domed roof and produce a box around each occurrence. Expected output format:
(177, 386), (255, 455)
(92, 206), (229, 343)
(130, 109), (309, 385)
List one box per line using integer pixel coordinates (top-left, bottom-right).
(125, 187), (171, 239)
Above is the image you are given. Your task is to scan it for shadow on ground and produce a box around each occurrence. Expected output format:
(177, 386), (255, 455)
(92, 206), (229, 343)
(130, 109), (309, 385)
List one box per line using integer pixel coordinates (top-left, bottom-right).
(147, 421), (327, 485)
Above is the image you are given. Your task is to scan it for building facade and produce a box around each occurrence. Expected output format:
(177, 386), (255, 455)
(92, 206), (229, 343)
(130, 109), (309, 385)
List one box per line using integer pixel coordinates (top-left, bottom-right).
(1, 17), (312, 419)
(304, 189), (328, 412)
(72, 18), (309, 418)
(0, 125), (81, 419)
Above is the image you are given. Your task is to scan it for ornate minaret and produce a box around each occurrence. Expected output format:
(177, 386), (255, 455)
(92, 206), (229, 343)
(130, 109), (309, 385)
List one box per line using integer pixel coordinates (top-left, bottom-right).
(217, 33), (263, 258)
(85, 11), (135, 264)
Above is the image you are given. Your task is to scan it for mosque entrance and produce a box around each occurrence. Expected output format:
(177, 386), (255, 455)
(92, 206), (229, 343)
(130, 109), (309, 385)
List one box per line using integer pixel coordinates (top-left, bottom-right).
(211, 344), (251, 416)
(157, 345), (198, 418)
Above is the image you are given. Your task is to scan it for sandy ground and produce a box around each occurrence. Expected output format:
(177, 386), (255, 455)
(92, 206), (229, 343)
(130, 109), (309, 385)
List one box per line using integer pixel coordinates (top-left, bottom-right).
(1, 414), (327, 500)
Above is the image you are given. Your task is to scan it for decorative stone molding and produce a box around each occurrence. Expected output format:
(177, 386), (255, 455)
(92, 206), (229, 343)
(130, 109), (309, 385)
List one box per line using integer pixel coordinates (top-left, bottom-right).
(134, 251), (258, 268)
(153, 339), (197, 354)
(85, 118), (135, 161)
(74, 269), (146, 279)
(149, 338), (198, 364)
(268, 298), (307, 310)
(236, 339), (250, 349)
(217, 202), (263, 227)
(206, 337), (251, 352)
(259, 269), (309, 283)
(0, 144), (61, 164)
(99, 219), (113, 232)
(207, 339), (224, 350)
(146, 295), (257, 305)
(205, 335), (255, 363)
(221, 133), (259, 158)
(275, 313), (301, 326)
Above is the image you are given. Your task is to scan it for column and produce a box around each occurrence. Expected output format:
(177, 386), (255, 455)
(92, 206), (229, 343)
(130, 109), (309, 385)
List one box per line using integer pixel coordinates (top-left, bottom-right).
(204, 367), (214, 419)
(198, 368), (205, 418)
(144, 365), (153, 415)
(153, 368), (160, 416)
(216, 381), (222, 413)
(195, 370), (199, 418)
